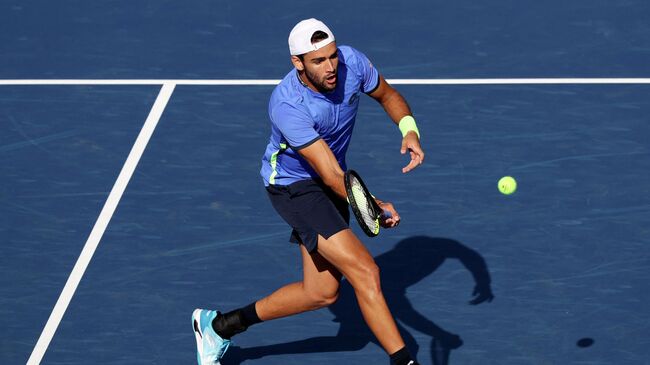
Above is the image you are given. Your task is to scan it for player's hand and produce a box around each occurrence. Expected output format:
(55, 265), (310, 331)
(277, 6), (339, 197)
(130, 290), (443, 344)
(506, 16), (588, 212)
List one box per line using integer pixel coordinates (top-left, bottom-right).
(401, 131), (424, 173)
(378, 201), (400, 228)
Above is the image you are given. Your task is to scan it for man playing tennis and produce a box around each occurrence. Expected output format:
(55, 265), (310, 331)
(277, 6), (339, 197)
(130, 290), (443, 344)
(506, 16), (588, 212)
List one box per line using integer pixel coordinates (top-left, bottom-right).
(193, 18), (425, 365)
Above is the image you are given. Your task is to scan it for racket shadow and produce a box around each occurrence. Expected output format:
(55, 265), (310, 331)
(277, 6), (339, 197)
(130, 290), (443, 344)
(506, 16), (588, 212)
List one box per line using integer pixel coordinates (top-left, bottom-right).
(224, 236), (494, 365)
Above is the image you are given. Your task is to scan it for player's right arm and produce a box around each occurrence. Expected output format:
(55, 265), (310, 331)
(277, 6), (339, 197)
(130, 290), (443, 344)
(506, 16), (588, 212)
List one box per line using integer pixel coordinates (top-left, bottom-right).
(298, 140), (400, 227)
(297, 139), (347, 200)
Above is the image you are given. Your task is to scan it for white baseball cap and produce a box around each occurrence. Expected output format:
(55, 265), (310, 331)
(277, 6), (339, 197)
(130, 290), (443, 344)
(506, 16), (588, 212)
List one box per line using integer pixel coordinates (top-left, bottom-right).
(288, 18), (335, 56)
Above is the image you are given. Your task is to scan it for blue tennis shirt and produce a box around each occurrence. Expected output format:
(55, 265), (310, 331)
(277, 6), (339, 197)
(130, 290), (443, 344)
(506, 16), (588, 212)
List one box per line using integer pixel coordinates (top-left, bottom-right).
(260, 45), (380, 186)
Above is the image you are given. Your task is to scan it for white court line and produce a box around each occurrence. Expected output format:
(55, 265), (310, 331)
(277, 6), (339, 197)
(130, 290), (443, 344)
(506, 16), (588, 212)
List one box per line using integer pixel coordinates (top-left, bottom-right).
(0, 78), (649, 85)
(26, 83), (176, 365)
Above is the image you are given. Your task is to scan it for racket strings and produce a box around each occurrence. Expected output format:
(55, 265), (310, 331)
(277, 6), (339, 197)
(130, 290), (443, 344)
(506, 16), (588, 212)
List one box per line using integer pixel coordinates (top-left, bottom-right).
(350, 177), (379, 230)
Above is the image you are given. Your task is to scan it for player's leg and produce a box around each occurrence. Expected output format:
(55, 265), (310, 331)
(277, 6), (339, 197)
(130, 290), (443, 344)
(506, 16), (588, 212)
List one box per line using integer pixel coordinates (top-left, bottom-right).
(316, 228), (417, 364)
(192, 244), (341, 365)
(251, 180), (344, 320)
(206, 243), (341, 337)
(256, 243), (342, 320)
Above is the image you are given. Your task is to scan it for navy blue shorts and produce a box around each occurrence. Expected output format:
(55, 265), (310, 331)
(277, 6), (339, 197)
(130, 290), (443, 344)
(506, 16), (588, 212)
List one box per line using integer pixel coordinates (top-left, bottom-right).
(266, 179), (350, 252)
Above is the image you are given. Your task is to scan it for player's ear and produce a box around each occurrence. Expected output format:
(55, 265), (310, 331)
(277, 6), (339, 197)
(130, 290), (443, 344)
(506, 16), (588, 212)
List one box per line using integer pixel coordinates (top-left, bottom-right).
(291, 55), (305, 71)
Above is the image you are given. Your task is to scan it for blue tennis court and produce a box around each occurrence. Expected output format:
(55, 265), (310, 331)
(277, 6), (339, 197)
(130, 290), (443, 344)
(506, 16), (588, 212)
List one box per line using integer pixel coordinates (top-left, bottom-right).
(2, 1), (649, 364)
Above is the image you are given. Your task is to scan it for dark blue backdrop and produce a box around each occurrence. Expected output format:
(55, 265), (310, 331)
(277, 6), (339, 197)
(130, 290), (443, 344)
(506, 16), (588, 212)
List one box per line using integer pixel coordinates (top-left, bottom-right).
(1, 1), (649, 364)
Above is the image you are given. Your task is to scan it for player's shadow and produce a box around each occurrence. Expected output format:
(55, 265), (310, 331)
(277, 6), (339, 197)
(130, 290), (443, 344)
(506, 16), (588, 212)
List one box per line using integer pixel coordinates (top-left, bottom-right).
(224, 236), (494, 365)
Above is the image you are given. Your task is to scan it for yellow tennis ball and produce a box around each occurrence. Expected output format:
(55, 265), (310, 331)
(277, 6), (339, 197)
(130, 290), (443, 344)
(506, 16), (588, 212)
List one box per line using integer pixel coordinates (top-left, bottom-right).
(498, 176), (517, 195)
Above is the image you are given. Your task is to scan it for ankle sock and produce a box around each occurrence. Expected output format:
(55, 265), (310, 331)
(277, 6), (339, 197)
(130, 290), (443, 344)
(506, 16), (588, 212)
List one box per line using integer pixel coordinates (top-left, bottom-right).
(390, 347), (417, 365)
(212, 302), (261, 339)
(240, 302), (262, 327)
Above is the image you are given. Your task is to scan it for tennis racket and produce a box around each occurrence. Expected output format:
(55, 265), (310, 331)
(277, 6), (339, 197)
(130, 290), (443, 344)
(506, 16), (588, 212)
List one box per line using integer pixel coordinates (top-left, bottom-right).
(344, 169), (385, 237)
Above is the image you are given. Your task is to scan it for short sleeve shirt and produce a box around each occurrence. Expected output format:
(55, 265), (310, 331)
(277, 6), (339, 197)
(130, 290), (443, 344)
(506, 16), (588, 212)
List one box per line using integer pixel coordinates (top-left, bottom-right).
(260, 45), (380, 186)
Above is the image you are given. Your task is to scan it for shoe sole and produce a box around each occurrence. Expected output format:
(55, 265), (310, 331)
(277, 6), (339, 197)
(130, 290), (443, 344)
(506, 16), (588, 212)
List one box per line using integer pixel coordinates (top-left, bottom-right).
(192, 309), (223, 365)
(192, 309), (204, 364)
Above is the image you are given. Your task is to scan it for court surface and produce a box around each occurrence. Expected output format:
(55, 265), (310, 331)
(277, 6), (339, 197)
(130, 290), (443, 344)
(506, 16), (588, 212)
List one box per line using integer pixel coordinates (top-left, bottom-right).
(2, 1), (650, 364)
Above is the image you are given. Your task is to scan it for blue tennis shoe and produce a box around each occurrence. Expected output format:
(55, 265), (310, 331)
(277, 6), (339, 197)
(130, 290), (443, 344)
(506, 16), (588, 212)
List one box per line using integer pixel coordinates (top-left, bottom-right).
(192, 309), (231, 364)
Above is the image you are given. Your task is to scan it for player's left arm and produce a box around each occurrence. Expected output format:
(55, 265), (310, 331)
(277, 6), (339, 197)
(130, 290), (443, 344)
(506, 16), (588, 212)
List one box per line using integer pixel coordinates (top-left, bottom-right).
(368, 75), (425, 173)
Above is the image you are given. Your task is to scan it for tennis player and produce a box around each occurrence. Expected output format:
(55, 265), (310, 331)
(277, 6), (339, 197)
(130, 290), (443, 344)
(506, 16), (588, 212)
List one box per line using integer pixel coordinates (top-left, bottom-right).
(193, 18), (425, 365)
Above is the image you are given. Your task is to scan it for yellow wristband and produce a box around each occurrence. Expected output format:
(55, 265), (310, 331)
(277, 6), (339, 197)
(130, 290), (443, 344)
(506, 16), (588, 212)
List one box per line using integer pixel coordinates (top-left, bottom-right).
(398, 115), (420, 139)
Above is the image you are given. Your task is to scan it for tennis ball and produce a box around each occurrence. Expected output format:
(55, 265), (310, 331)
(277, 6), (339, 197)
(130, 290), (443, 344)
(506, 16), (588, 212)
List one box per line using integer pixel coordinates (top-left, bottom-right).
(498, 176), (517, 195)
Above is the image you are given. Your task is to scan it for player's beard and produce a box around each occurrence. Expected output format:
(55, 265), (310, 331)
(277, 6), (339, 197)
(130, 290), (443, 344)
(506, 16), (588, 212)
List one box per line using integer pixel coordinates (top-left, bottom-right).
(305, 67), (337, 93)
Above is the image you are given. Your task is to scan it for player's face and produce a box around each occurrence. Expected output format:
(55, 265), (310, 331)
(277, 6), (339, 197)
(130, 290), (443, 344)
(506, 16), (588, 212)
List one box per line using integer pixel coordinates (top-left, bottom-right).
(298, 42), (339, 92)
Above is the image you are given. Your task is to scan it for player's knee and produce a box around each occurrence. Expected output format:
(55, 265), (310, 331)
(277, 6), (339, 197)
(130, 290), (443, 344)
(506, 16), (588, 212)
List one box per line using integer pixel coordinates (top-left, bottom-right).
(358, 262), (382, 299)
(309, 288), (339, 309)
(320, 290), (340, 308)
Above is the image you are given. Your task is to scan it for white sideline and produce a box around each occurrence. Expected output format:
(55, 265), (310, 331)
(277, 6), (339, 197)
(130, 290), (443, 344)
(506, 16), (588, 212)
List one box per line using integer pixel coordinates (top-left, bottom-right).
(26, 83), (176, 365)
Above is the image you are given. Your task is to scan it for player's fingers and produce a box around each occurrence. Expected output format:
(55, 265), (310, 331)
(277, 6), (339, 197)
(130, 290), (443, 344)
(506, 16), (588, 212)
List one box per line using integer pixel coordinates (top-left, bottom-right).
(400, 139), (408, 154)
(382, 203), (399, 222)
(382, 204), (399, 220)
(383, 217), (400, 228)
(410, 144), (425, 164)
(411, 151), (423, 166)
(402, 158), (419, 173)
(380, 214), (399, 228)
